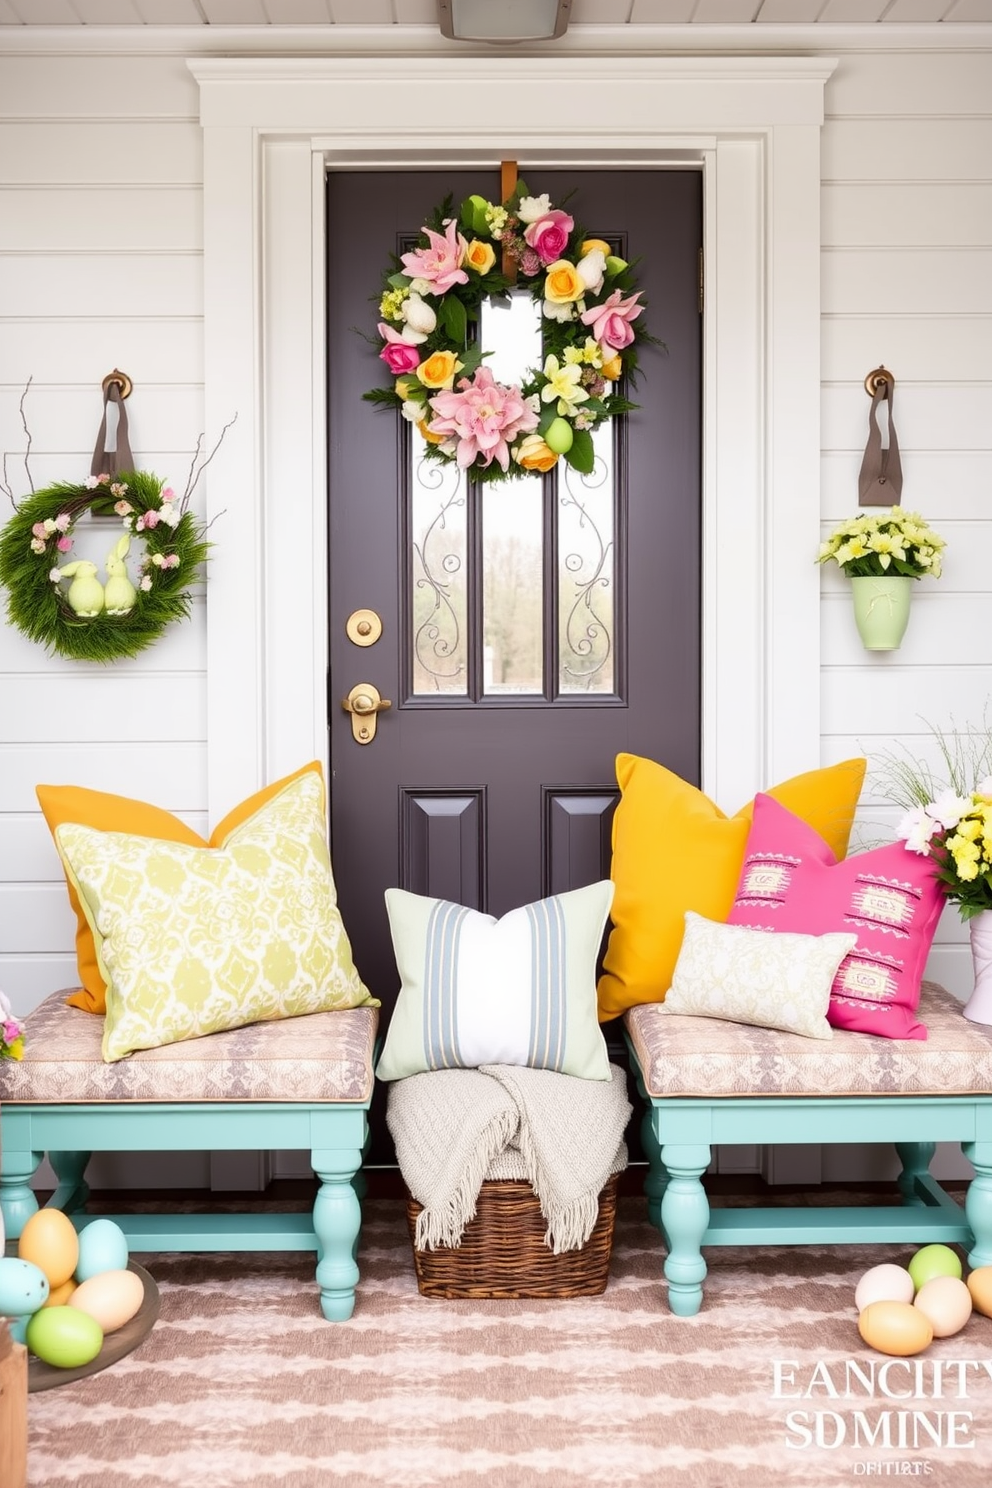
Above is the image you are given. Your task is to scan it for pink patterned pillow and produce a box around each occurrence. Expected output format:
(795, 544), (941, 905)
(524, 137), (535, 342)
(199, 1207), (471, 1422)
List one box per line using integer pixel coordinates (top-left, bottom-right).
(727, 794), (944, 1041)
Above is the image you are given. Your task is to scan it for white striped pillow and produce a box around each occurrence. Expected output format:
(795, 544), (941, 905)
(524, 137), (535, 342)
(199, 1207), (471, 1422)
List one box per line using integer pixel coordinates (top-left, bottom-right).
(375, 881), (613, 1082)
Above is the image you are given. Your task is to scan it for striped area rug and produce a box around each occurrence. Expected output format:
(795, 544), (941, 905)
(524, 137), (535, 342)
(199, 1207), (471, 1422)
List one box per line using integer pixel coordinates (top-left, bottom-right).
(27, 1197), (992, 1488)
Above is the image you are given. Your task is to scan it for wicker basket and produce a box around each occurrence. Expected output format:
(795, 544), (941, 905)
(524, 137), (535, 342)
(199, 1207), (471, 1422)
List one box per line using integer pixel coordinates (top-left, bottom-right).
(405, 1175), (619, 1300)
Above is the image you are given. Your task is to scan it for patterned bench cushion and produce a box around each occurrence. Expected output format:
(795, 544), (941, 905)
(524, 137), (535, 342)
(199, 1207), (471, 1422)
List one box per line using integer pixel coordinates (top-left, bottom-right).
(0, 991), (377, 1105)
(625, 981), (992, 1099)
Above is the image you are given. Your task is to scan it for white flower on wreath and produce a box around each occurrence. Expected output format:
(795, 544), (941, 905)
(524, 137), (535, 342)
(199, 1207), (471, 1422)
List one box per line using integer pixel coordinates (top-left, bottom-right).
(400, 292), (437, 339)
(576, 249), (607, 296)
(517, 194), (553, 224)
(543, 299), (575, 324)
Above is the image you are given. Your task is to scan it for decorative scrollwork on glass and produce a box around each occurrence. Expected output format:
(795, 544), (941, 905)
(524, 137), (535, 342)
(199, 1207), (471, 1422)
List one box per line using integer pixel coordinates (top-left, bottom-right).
(412, 456), (467, 693)
(559, 446), (614, 694)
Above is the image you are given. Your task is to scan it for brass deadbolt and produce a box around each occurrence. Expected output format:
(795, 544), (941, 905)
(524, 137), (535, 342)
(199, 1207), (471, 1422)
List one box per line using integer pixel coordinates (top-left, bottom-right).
(346, 608), (383, 647)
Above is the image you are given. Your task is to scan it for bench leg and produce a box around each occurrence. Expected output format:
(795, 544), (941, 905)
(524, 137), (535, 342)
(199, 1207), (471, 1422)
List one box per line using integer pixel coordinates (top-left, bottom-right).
(660, 1141), (711, 1317)
(640, 1108), (669, 1237)
(0, 1149), (43, 1240)
(895, 1140), (936, 1206)
(49, 1151), (91, 1216)
(311, 1147), (363, 1321)
(963, 1140), (992, 1270)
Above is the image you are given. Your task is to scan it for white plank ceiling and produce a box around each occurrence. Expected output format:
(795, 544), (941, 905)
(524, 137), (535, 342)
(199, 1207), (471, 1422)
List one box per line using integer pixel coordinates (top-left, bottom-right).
(1, 0), (989, 26)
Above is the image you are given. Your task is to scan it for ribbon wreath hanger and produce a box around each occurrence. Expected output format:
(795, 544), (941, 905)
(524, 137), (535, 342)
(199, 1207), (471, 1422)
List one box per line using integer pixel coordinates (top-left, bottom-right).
(859, 365), (903, 507)
(91, 369), (135, 478)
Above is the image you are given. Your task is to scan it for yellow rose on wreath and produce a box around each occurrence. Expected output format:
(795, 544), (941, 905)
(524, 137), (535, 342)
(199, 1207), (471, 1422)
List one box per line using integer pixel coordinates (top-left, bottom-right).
(417, 417), (448, 446)
(417, 350), (462, 391)
(465, 239), (497, 276)
(515, 434), (559, 473)
(544, 260), (585, 305)
(601, 355), (623, 382)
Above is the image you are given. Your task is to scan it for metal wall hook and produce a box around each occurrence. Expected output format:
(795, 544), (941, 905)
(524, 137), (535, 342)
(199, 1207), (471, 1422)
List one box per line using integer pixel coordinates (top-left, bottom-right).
(864, 365), (894, 398)
(101, 368), (133, 400)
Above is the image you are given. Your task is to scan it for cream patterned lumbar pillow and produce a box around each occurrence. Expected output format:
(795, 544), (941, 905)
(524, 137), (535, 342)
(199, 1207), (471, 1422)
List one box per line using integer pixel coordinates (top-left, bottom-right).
(375, 880), (614, 1082)
(664, 911), (857, 1041)
(55, 771), (378, 1062)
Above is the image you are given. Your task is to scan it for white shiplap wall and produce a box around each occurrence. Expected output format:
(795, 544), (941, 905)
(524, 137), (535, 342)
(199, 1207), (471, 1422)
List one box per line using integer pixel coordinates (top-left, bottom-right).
(0, 48), (209, 1012)
(818, 46), (992, 1004)
(0, 31), (989, 1198)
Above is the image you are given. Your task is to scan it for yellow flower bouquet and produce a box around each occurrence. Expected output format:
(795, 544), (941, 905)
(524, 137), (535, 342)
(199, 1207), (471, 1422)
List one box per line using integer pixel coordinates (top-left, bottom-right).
(817, 507), (945, 579)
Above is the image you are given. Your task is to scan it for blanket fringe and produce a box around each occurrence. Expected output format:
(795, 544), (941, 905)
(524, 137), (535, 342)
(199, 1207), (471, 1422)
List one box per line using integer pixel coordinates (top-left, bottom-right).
(413, 1108), (517, 1251)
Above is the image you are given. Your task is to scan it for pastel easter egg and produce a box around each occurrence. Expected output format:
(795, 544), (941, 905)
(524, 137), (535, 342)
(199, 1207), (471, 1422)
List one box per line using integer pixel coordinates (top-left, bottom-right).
(75, 1219), (128, 1282)
(967, 1265), (992, 1318)
(41, 1278), (78, 1309)
(26, 1306), (103, 1370)
(0, 1256), (49, 1318)
(914, 1275), (972, 1338)
(858, 1301), (934, 1358)
(544, 418), (574, 455)
(17, 1208), (79, 1288)
(908, 1244), (962, 1293)
(69, 1270), (144, 1335)
(855, 1263), (915, 1313)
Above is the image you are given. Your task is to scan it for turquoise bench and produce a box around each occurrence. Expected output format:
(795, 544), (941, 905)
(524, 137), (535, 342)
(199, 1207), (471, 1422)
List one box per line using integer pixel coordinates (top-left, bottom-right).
(624, 981), (992, 1316)
(0, 992), (377, 1321)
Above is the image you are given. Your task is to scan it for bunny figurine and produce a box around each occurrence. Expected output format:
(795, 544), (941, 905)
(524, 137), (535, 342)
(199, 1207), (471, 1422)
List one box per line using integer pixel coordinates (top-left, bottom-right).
(58, 561), (105, 617)
(103, 533), (138, 615)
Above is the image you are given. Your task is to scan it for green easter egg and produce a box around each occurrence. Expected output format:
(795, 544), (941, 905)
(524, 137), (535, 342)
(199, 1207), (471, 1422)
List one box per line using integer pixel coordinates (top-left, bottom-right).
(26, 1305), (103, 1369)
(908, 1244), (962, 1293)
(544, 418), (574, 455)
(604, 255), (629, 277)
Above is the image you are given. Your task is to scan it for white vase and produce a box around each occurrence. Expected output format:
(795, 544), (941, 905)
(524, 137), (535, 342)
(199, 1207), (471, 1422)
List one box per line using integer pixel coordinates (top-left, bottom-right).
(963, 910), (992, 1025)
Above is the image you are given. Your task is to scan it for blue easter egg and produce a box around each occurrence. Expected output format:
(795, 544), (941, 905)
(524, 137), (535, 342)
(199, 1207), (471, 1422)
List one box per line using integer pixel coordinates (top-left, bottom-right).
(0, 1256), (50, 1317)
(75, 1218), (129, 1282)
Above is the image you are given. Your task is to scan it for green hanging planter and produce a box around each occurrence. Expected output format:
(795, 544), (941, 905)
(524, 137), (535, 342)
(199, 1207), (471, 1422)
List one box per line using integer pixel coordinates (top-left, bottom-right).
(849, 575), (914, 652)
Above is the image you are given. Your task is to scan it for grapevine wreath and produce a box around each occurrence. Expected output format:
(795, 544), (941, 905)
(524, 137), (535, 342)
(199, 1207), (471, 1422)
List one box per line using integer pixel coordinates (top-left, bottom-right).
(364, 180), (649, 484)
(0, 471), (209, 663)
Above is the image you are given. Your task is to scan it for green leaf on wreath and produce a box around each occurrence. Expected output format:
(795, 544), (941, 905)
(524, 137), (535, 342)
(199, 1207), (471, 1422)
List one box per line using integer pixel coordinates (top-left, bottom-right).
(439, 294), (468, 346)
(387, 273), (411, 291)
(566, 429), (595, 475)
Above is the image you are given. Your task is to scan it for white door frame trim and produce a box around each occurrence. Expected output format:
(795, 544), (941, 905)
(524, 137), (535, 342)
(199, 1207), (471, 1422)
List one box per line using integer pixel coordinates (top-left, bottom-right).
(189, 54), (835, 826)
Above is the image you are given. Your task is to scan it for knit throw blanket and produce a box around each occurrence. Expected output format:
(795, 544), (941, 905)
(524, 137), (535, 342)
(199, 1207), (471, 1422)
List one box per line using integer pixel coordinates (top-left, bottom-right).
(386, 1063), (631, 1255)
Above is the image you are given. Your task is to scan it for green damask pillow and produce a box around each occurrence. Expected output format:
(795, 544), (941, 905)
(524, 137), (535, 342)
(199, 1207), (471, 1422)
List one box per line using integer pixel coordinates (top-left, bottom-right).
(55, 771), (378, 1062)
(376, 880), (614, 1082)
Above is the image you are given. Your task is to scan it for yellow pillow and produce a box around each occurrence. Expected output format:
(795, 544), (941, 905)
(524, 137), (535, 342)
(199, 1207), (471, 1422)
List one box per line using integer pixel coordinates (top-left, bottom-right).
(37, 761), (323, 1013)
(54, 770), (378, 1062)
(596, 754), (866, 1022)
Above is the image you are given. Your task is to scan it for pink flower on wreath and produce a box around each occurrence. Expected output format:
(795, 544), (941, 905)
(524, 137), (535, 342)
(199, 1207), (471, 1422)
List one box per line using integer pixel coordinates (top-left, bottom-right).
(141, 508), (160, 529)
(377, 323), (423, 376)
(56, 536), (72, 553)
(427, 366), (539, 472)
(400, 220), (469, 296)
(523, 210), (575, 267)
(31, 522), (47, 541)
(580, 288), (644, 352)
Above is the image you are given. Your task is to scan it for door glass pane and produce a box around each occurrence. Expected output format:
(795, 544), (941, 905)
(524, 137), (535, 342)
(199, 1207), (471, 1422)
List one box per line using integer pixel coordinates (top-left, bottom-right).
(483, 476), (544, 695)
(558, 420), (615, 694)
(480, 293), (545, 696)
(411, 454), (468, 695)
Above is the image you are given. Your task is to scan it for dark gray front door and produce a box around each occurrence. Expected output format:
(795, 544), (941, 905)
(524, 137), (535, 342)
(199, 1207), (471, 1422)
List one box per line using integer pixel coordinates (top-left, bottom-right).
(327, 169), (701, 1124)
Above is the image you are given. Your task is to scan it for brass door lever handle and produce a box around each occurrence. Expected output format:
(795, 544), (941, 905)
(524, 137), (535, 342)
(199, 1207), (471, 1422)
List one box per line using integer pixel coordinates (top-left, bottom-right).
(342, 683), (391, 744)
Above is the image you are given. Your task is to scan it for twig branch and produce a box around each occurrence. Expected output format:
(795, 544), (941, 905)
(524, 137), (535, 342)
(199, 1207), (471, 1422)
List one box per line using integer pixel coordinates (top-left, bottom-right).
(181, 412), (238, 512)
(2, 376), (34, 509)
